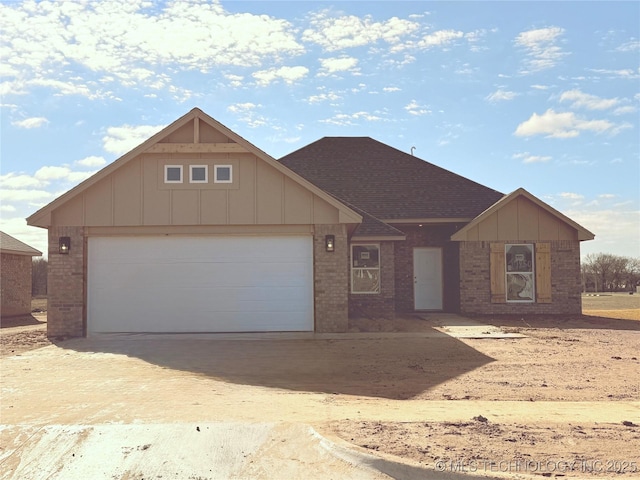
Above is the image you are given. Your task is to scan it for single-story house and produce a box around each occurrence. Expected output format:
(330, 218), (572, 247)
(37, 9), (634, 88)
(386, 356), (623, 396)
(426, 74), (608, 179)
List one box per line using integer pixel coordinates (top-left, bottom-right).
(1, 231), (42, 317)
(27, 108), (594, 337)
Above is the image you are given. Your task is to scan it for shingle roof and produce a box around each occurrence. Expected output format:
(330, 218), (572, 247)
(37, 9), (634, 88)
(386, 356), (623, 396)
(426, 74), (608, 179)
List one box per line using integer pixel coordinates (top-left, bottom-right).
(279, 137), (504, 220)
(0, 231), (42, 256)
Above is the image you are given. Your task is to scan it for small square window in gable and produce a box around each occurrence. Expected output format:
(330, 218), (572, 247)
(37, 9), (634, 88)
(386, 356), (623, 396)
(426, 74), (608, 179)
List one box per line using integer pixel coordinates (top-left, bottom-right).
(215, 165), (232, 183)
(165, 165), (183, 183)
(190, 165), (208, 183)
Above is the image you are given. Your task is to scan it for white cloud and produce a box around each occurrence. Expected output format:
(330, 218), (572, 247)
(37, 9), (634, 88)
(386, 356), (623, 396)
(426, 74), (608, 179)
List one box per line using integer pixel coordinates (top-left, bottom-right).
(320, 111), (384, 126)
(567, 208), (640, 258)
(383, 87), (401, 92)
(531, 84), (551, 90)
(302, 11), (419, 51)
(417, 29), (464, 49)
(514, 26), (568, 74)
(252, 66), (309, 86)
(616, 40), (640, 52)
(514, 109), (622, 138)
(404, 100), (431, 116)
(11, 116), (49, 129)
(0, 173), (44, 189)
(307, 92), (341, 103)
(318, 56), (359, 75)
(485, 89), (518, 102)
(613, 105), (637, 115)
(588, 68), (640, 79)
(76, 156), (107, 168)
(0, 1), (303, 98)
(512, 152), (552, 164)
(227, 103), (260, 114)
(0, 204), (16, 213)
(102, 124), (165, 155)
(0, 188), (54, 203)
(559, 89), (619, 110)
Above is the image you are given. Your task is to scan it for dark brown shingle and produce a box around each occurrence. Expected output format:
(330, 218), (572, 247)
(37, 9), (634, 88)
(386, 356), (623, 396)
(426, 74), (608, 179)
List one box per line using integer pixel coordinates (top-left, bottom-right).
(279, 137), (504, 220)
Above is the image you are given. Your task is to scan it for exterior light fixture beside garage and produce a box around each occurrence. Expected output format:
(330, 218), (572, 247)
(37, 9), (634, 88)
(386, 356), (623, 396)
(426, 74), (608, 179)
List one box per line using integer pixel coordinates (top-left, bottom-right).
(59, 237), (70, 254)
(325, 235), (335, 252)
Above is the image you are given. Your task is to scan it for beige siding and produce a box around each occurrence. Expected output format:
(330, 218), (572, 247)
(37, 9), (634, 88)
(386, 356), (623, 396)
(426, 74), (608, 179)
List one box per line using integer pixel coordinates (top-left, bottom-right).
(199, 119), (229, 143)
(49, 118), (344, 228)
(284, 177), (313, 224)
(113, 158), (142, 225)
(458, 197), (578, 242)
(84, 177), (112, 226)
(172, 190), (200, 225)
(256, 160), (284, 224)
(228, 155), (256, 223)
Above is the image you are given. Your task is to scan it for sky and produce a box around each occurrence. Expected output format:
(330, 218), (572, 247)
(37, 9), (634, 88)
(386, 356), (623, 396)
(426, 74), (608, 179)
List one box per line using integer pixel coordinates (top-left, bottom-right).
(1, 0), (639, 260)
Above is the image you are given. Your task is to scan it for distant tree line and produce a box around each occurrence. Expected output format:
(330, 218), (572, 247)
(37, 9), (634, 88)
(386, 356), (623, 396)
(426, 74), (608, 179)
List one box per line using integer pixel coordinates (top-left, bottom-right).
(581, 253), (640, 293)
(32, 258), (47, 296)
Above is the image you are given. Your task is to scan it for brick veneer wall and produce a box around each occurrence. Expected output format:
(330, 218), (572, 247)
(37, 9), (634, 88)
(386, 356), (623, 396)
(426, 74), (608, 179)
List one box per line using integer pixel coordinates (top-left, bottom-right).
(47, 226), (85, 337)
(348, 241), (395, 318)
(459, 240), (582, 315)
(0, 253), (33, 317)
(394, 225), (462, 313)
(313, 224), (349, 332)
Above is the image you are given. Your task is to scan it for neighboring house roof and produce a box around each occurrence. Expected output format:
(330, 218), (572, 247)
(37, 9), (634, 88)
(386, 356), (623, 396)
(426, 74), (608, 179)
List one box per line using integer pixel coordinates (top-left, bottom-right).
(279, 137), (505, 221)
(27, 108), (362, 228)
(0, 231), (42, 256)
(451, 188), (595, 241)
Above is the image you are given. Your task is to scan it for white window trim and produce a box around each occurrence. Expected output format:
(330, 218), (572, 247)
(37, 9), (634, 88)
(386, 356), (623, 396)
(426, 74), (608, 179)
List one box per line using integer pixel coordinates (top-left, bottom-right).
(164, 165), (183, 184)
(214, 165), (233, 184)
(351, 243), (380, 294)
(505, 243), (535, 303)
(189, 165), (208, 184)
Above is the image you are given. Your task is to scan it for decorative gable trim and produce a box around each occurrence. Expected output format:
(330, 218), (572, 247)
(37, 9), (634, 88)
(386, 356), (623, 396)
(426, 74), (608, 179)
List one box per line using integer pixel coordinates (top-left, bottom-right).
(27, 108), (361, 228)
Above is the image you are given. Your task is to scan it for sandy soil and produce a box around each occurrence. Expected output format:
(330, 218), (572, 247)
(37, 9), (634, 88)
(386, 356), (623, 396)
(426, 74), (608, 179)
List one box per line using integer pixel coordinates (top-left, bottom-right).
(2, 294), (639, 478)
(336, 294), (640, 478)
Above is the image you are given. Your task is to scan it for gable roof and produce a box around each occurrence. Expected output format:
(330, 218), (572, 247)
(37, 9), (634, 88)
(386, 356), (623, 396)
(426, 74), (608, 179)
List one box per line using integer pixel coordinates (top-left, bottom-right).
(279, 137), (505, 221)
(451, 188), (595, 241)
(27, 108), (361, 227)
(0, 231), (42, 256)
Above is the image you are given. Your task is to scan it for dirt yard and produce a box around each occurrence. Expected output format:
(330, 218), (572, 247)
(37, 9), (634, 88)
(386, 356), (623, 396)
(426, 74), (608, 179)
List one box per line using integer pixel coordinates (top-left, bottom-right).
(335, 294), (640, 478)
(1, 294), (639, 478)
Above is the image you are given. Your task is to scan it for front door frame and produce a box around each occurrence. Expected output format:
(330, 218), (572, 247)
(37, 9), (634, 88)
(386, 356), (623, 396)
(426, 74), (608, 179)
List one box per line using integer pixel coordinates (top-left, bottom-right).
(413, 247), (444, 310)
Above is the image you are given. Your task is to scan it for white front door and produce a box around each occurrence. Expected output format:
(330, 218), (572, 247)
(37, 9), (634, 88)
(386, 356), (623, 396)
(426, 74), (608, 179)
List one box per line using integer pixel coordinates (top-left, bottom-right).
(413, 247), (443, 310)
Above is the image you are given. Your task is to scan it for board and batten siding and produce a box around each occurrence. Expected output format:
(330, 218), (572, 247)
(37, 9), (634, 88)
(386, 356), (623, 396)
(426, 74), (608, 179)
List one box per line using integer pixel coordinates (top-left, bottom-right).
(456, 196), (578, 242)
(50, 152), (341, 227)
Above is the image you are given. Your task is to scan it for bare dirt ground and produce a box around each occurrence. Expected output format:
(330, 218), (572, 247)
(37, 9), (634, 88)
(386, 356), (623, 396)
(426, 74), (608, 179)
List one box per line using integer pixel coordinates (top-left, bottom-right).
(335, 293), (640, 478)
(1, 294), (639, 478)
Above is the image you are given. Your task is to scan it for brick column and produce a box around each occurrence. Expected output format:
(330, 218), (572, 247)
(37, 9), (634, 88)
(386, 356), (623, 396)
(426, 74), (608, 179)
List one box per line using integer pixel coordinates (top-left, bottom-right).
(47, 226), (85, 337)
(313, 224), (348, 332)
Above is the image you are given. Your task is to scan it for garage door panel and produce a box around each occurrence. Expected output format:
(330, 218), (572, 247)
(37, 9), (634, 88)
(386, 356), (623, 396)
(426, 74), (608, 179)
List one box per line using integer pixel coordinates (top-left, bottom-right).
(88, 236), (314, 333)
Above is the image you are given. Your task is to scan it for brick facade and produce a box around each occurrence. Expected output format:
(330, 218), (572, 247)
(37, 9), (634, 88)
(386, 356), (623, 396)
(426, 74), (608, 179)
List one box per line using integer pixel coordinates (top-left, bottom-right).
(313, 224), (349, 332)
(393, 225), (462, 313)
(459, 240), (582, 315)
(47, 226), (85, 337)
(348, 241), (395, 318)
(0, 253), (33, 317)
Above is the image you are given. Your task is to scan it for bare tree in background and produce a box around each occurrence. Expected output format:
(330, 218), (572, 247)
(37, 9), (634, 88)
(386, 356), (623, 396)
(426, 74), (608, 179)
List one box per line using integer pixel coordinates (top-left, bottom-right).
(582, 253), (640, 292)
(32, 258), (47, 296)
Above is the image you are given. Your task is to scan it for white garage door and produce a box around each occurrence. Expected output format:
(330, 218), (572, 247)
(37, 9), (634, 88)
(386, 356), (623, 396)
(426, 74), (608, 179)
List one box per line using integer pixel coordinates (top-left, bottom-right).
(88, 236), (314, 333)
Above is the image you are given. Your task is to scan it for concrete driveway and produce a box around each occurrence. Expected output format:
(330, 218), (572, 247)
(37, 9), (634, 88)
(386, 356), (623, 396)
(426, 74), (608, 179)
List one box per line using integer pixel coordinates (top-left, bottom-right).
(2, 332), (636, 479)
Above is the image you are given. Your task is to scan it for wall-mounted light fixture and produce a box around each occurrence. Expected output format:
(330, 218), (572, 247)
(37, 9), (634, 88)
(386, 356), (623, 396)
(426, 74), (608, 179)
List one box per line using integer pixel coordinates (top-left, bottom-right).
(325, 234), (335, 252)
(59, 236), (71, 255)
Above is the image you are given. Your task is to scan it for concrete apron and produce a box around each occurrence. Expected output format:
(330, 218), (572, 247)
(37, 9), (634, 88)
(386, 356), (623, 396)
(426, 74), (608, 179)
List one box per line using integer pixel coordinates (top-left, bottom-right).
(0, 422), (528, 480)
(417, 313), (528, 339)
